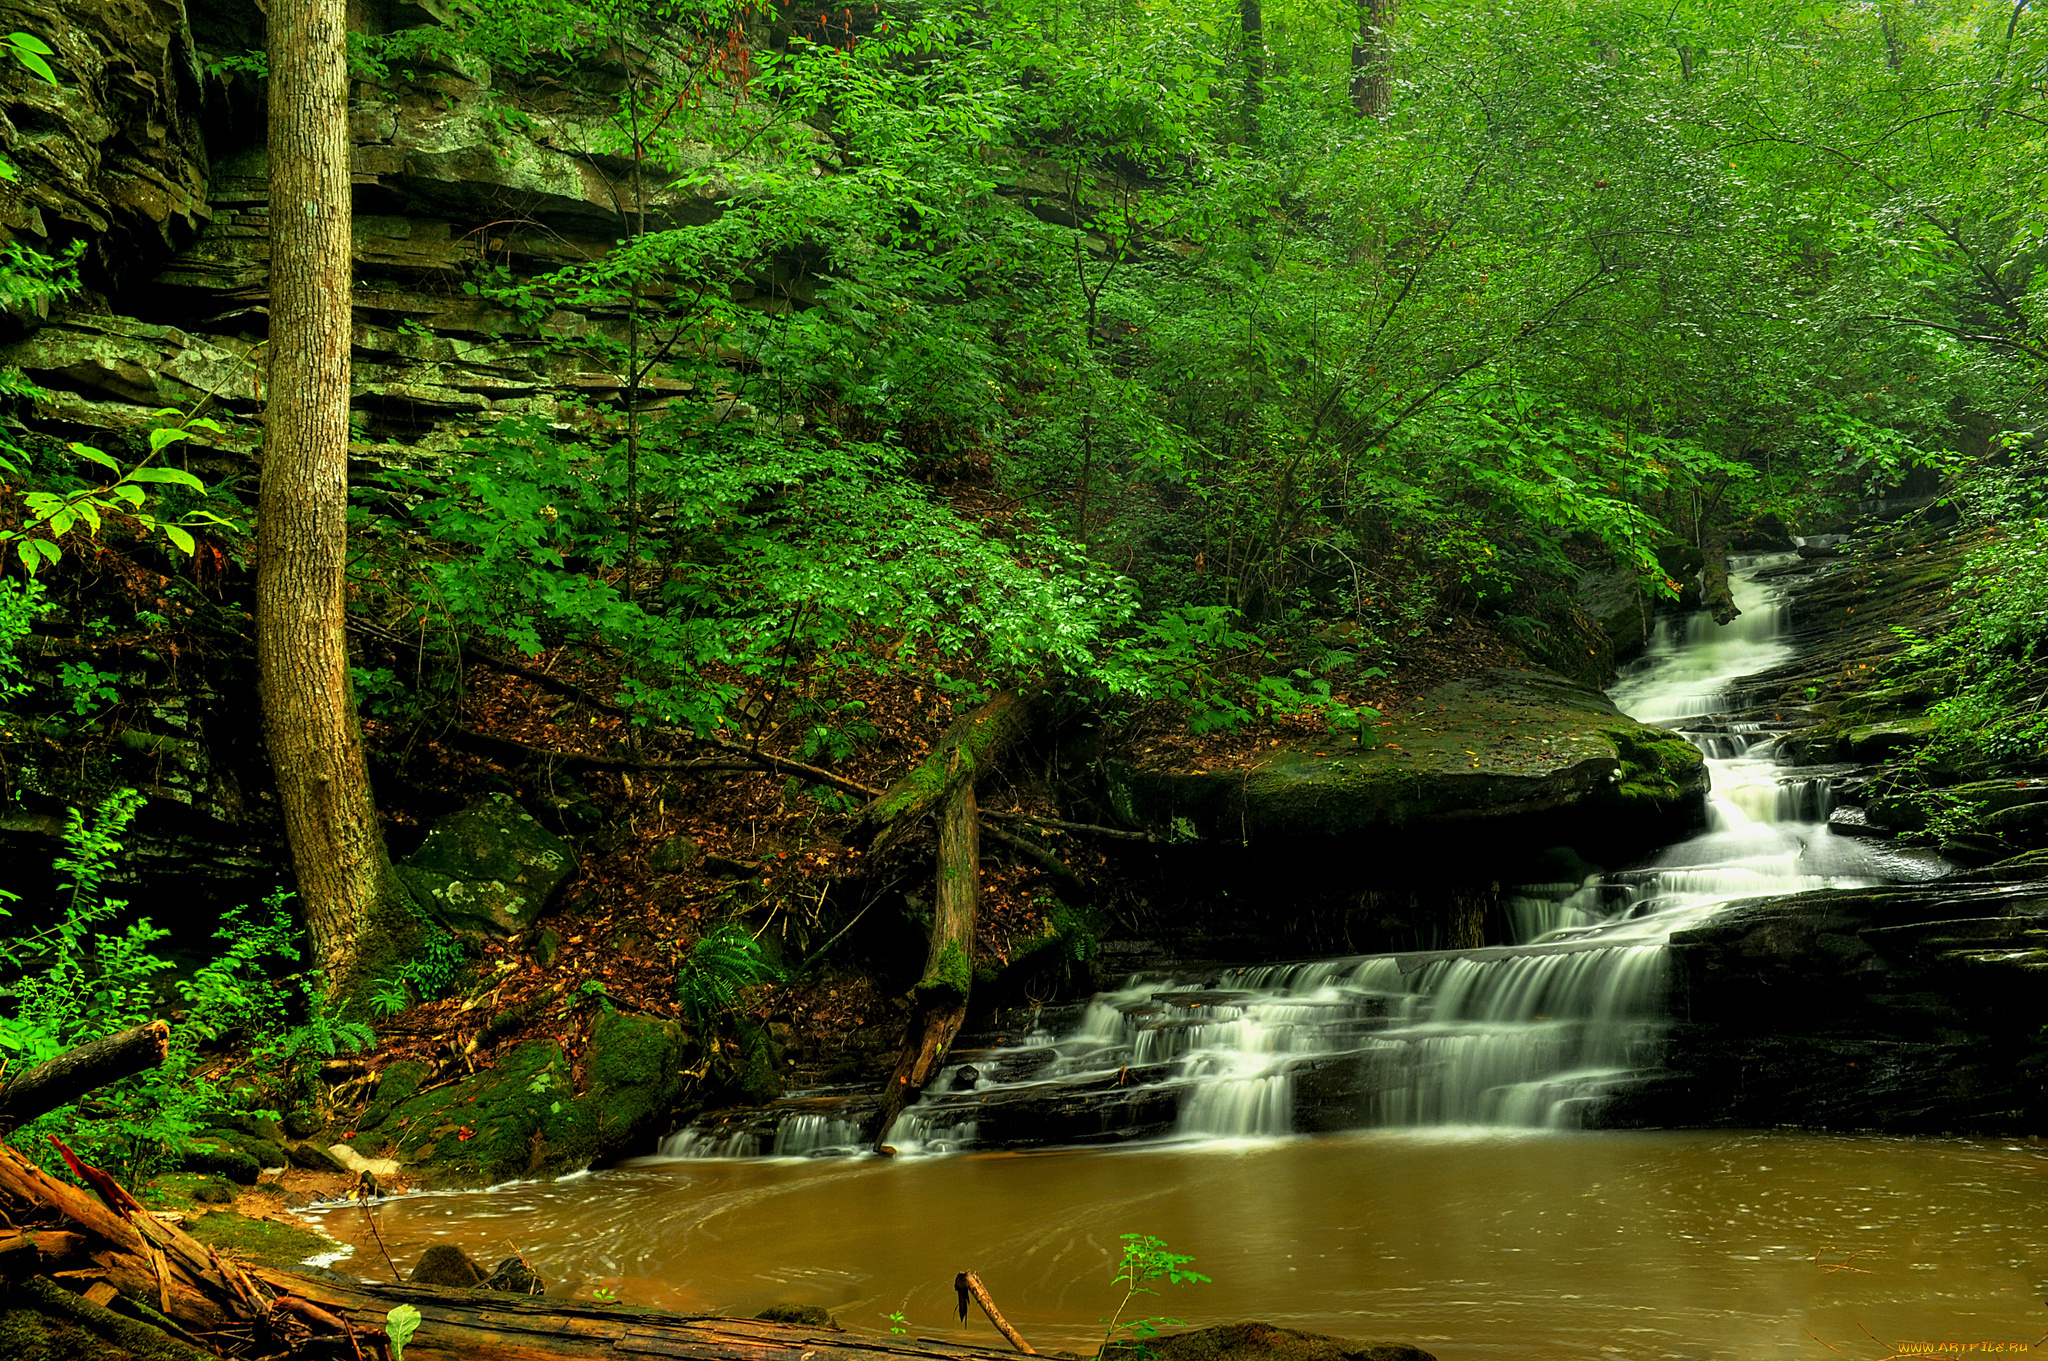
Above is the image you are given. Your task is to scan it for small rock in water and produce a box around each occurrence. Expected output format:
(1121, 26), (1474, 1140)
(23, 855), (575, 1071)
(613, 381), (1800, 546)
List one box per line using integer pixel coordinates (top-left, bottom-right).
(485, 1255), (545, 1295)
(411, 1243), (487, 1287)
(950, 1065), (982, 1091)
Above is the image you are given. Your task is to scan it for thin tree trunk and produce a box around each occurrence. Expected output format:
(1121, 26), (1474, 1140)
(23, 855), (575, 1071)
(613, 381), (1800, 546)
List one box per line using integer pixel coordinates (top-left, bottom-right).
(1239, 0), (1265, 123)
(873, 758), (979, 1150)
(0, 1022), (169, 1135)
(260, 0), (417, 1002)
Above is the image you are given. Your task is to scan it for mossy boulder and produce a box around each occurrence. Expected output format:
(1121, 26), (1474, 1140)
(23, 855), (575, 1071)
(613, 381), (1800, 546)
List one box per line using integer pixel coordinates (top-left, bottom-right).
(1104, 1323), (1435, 1361)
(177, 1137), (260, 1185)
(140, 1173), (236, 1208)
(396, 793), (577, 937)
(360, 1010), (686, 1188)
(1106, 668), (1706, 859)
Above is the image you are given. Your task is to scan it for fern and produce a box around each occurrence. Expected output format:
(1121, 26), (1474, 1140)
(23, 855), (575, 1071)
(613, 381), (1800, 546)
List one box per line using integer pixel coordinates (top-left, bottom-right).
(675, 922), (781, 1032)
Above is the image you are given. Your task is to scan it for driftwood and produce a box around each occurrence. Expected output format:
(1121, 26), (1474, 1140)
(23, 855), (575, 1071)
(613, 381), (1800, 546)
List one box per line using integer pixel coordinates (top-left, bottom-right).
(0, 1020), (171, 1135)
(953, 1271), (1036, 1354)
(251, 1267), (1041, 1361)
(0, 1141), (279, 1336)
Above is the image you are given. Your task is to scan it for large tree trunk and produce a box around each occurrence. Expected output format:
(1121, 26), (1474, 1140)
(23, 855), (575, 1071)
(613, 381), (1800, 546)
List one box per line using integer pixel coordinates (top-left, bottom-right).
(1350, 0), (1397, 117)
(1240, 0), (1265, 116)
(0, 1022), (169, 1135)
(873, 759), (981, 1150)
(259, 0), (417, 1001)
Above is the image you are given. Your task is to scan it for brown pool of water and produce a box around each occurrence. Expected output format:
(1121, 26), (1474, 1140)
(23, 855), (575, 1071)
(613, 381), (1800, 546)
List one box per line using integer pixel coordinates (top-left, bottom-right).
(298, 1129), (2048, 1361)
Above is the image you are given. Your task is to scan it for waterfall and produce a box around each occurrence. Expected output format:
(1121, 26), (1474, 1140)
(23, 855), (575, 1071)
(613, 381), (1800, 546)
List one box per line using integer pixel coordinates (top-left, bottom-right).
(665, 555), (1945, 1158)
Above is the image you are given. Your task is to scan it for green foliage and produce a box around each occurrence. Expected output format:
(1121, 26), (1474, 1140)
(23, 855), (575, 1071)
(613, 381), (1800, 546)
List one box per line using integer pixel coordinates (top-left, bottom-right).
(1, 406), (242, 575)
(0, 794), (308, 1182)
(674, 921), (781, 1031)
(1100, 1233), (1211, 1359)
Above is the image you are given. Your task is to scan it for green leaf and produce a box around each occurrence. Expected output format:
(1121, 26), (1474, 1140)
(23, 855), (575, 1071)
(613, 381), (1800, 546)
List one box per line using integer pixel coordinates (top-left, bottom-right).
(70, 444), (120, 471)
(124, 467), (206, 490)
(162, 524), (196, 555)
(385, 1303), (422, 1361)
(147, 428), (190, 453)
(6, 32), (54, 55)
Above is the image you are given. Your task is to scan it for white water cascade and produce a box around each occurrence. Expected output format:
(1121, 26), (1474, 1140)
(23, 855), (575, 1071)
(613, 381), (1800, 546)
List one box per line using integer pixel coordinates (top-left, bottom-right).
(656, 556), (1949, 1160)
(855, 555), (1948, 1151)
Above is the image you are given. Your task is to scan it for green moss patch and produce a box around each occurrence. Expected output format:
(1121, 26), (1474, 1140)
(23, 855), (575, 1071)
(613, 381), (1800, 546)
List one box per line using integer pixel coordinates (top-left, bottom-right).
(185, 1211), (334, 1269)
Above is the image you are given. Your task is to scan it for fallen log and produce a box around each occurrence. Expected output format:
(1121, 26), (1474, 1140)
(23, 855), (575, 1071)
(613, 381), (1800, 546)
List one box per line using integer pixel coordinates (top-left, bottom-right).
(250, 1267), (1041, 1361)
(875, 753), (982, 1149)
(954, 1271), (1036, 1354)
(0, 1021), (171, 1135)
(1701, 523), (1740, 625)
(0, 1141), (274, 1335)
(847, 693), (1031, 857)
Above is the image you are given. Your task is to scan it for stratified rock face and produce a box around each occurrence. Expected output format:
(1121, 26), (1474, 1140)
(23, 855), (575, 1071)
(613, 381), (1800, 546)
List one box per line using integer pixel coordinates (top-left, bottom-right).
(1600, 868), (2048, 1133)
(1107, 668), (1706, 858)
(0, 0), (214, 285)
(396, 792), (576, 936)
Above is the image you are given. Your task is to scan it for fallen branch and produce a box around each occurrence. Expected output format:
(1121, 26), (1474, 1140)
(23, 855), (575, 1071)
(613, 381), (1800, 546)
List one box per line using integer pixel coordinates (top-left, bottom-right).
(982, 823), (1090, 897)
(982, 810), (1155, 843)
(954, 1271), (1037, 1354)
(444, 727), (880, 801)
(849, 694), (1032, 856)
(0, 1021), (170, 1135)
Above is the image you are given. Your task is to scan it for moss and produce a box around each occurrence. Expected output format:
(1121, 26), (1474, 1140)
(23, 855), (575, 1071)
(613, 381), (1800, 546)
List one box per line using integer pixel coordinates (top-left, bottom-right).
(185, 1211), (333, 1269)
(918, 937), (972, 1001)
(365, 1012), (686, 1187)
(0, 1276), (219, 1360)
(141, 1173), (237, 1208)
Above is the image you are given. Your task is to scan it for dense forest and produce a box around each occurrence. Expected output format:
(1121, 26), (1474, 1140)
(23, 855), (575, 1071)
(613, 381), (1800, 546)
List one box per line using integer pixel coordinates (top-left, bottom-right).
(0, 0), (2045, 1353)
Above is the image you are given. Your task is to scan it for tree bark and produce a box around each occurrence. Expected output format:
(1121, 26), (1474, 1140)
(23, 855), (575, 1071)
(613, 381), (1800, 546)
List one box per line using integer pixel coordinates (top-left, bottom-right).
(846, 693), (1030, 857)
(1350, 0), (1397, 117)
(259, 0), (418, 1002)
(0, 1021), (169, 1135)
(873, 755), (981, 1150)
(1239, 0), (1265, 117)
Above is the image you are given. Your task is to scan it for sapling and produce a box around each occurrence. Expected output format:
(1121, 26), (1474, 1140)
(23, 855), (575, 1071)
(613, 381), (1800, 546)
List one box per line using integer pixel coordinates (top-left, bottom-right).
(1100, 1233), (1210, 1360)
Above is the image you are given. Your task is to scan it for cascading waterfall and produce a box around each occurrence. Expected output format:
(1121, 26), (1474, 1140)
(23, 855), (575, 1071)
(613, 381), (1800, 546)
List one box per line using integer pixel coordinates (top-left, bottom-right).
(662, 554), (1944, 1158)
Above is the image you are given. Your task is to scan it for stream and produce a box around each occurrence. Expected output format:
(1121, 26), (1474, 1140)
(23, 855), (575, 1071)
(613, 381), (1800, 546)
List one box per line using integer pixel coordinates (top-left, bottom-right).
(306, 556), (2046, 1359)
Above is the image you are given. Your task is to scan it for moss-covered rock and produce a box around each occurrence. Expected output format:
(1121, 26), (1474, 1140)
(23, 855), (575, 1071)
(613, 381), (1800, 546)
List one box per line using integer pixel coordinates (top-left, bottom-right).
(185, 1211), (334, 1269)
(1104, 1322), (1435, 1361)
(176, 1137), (260, 1185)
(396, 793), (577, 937)
(358, 1010), (686, 1188)
(412, 1243), (488, 1286)
(1106, 668), (1706, 857)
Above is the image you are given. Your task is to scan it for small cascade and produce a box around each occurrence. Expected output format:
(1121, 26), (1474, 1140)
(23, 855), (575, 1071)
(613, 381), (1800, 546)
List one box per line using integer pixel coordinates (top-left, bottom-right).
(661, 554), (1948, 1159)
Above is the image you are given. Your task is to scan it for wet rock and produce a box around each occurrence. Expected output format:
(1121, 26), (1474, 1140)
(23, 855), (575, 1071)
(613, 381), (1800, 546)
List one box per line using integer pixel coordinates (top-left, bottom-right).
(484, 1256), (546, 1295)
(1107, 668), (1706, 858)
(286, 1142), (347, 1174)
(1574, 568), (1652, 664)
(1106, 1322), (1435, 1361)
(411, 1243), (488, 1287)
(396, 793), (577, 937)
(755, 1305), (838, 1328)
(1604, 873), (2048, 1133)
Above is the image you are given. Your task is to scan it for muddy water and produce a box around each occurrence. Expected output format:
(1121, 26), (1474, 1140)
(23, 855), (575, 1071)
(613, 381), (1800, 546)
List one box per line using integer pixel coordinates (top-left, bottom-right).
(305, 1130), (2048, 1361)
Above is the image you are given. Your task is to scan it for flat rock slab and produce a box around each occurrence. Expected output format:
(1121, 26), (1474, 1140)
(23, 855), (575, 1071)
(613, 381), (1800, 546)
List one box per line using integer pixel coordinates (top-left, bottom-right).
(1107, 668), (1705, 848)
